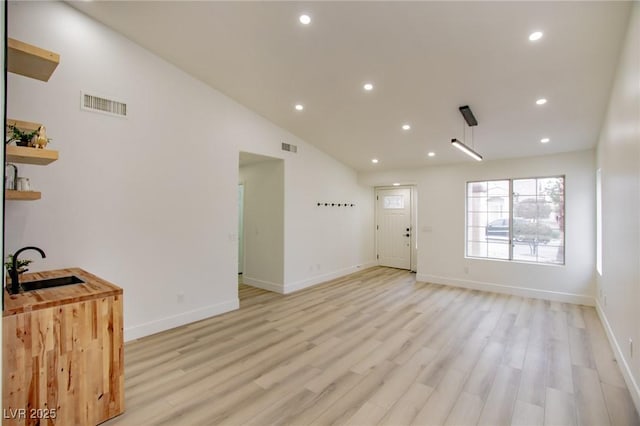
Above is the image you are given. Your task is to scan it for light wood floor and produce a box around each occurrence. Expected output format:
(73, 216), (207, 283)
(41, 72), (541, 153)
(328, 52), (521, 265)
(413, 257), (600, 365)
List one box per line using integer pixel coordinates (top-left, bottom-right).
(105, 267), (639, 426)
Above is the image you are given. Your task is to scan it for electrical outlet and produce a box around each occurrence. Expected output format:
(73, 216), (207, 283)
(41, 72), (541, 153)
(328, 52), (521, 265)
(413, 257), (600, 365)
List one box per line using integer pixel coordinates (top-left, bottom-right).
(463, 266), (469, 274)
(630, 338), (634, 358)
(604, 295), (607, 307)
(177, 292), (185, 303)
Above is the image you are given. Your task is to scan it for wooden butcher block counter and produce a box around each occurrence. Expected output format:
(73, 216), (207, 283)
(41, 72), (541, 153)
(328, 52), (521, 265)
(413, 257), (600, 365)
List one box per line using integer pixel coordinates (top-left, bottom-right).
(3, 268), (124, 425)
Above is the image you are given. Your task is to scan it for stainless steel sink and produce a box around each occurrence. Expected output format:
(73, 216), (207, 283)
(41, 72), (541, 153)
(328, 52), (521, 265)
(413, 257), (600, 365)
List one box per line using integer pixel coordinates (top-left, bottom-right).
(21, 275), (85, 292)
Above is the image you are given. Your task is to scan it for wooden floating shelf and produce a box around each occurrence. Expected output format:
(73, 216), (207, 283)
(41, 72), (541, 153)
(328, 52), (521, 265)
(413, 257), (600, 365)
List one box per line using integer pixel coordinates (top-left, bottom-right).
(5, 190), (41, 201)
(6, 145), (58, 165)
(6, 118), (42, 133)
(8, 38), (60, 82)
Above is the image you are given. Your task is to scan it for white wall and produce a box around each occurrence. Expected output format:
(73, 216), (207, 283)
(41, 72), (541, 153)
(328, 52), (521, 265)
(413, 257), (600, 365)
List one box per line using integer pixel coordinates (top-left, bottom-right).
(595, 2), (640, 412)
(239, 159), (285, 291)
(5, 1), (374, 340)
(360, 149), (596, 305)
(284, 149), (376, 293)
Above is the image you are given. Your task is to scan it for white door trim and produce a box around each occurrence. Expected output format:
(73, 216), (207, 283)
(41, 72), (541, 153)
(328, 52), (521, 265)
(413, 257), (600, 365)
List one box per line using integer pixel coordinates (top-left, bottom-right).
(375, 185), (417, 271)
(238, 183), (245, 275)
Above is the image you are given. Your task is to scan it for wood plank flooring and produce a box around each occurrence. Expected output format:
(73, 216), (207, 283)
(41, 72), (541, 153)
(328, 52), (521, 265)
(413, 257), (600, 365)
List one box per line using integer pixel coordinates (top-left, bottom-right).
(104, 267), (639, 425)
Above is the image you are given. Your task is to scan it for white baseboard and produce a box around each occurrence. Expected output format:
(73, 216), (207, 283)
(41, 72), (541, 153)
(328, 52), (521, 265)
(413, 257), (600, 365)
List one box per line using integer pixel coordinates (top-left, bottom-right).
(595, 300), (640, 415)
(242, 276), (285, 294)
(124, 298), (239, 342)
(284, 261), (378, 294)
(416, 274), (595, 306)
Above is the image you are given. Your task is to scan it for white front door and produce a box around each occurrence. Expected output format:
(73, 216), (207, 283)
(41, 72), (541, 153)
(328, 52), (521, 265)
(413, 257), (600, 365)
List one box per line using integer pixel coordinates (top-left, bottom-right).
(376, 188), (412, 269)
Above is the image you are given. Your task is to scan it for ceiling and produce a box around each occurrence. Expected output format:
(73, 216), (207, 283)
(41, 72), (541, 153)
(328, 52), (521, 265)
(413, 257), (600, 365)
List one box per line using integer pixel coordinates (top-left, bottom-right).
(69, 1), (631, 172)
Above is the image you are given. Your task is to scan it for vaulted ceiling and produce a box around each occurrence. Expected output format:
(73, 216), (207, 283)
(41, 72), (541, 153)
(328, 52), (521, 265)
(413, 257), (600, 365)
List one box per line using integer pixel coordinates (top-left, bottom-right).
(69, 1), (631, 171)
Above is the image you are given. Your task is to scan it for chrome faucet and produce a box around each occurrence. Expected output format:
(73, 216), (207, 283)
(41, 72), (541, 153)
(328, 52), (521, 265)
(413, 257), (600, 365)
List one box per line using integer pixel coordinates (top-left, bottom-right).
(8, 246), (46, 294)
(5, 163), (17, 190)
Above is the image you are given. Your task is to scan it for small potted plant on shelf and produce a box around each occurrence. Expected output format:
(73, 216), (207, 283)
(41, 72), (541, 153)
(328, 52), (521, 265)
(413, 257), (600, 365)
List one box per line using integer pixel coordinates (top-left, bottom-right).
(6, 125), (39, 147)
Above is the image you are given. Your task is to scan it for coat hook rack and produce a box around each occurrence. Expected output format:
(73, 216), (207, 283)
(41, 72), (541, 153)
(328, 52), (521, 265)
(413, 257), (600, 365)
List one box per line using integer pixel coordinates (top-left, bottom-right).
(316, 201), (356, 207)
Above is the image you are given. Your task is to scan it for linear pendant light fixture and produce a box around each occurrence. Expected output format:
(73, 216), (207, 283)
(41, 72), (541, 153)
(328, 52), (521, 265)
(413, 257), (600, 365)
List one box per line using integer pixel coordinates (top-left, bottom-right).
(451, 105), (483, 161)
(451, 138), (483, 161)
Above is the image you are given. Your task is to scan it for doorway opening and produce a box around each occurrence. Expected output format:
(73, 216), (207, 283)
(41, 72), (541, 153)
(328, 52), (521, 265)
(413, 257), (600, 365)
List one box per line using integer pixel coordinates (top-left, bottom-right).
(375, 186), (417, 271)
(238, 152), (285, 295)
(238, 183), (244, 276)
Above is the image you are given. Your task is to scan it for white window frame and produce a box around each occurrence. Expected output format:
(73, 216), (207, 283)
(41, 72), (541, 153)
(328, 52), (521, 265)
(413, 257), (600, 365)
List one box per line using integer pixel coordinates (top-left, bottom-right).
(465, 175), (565, 265)
(596, 169), (602, 275)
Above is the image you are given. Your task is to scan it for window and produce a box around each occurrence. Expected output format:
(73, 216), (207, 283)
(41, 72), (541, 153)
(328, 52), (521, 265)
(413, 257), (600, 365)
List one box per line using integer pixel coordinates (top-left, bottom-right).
(466, 176), (565, 265)
(383, 195), (404, 209)
(596, 169), (602, 275)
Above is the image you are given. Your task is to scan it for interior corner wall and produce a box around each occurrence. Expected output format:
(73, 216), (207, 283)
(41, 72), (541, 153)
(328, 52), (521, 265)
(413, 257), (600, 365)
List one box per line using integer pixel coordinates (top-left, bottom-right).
(4, 1), (374, 340)
(239, 160), (285, 292)
(360, 149), (596, 305)
(595, 1), (640, 412)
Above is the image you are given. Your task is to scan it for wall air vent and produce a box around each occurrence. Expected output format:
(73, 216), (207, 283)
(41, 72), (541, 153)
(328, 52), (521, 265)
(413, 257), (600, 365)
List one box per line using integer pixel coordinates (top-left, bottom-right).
(81, 92), (127, 117)
(281, 142), (297, 153)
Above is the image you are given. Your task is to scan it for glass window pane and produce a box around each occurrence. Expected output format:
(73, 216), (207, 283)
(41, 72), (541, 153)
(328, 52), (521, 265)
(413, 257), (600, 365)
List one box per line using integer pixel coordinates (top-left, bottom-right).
(487, 211), (507, 224)
(513, 179), (536, 197)
(467, 227), (487, 242)
(487, 180), (510, 197)
(535, 202), (555, 221)
(468, 182), (487, 196)
(487, 242), (509, 259)
(468, 212), (487, 228)
(485, 218), (510, 241)
(383, 195), (404, 209)
(539, 177), (564, 197)
(467, 241), (487, 258)
(514, 241), (564, 264)
(513, 198), (538, 220)
(487, 196), (508, 211)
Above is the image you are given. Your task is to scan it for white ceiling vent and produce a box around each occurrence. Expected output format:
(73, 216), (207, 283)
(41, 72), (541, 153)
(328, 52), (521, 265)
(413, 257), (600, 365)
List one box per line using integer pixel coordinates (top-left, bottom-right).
(282, 142), (297, 153)
(81, 92), (127, 117)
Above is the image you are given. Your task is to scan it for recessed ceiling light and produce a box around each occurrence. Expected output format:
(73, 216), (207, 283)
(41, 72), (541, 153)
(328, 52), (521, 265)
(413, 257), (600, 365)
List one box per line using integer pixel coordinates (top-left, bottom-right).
(363, 83), (374, 91)
(371, 158), (379, 164)
(540, 138), (550, 143)
(402, 124), (411, 131)
(529, 31), (543, 41)
(392, 183), (400, 186)
(294, 104), (304, 111)
(536, 98), (547, 105)
(427, 152), (436, 157)
(299, 14), (311, 25)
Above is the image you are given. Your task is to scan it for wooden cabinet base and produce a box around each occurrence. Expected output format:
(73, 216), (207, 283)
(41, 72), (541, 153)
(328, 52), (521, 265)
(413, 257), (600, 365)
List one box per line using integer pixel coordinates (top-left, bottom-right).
(3, 294), (124, 425)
